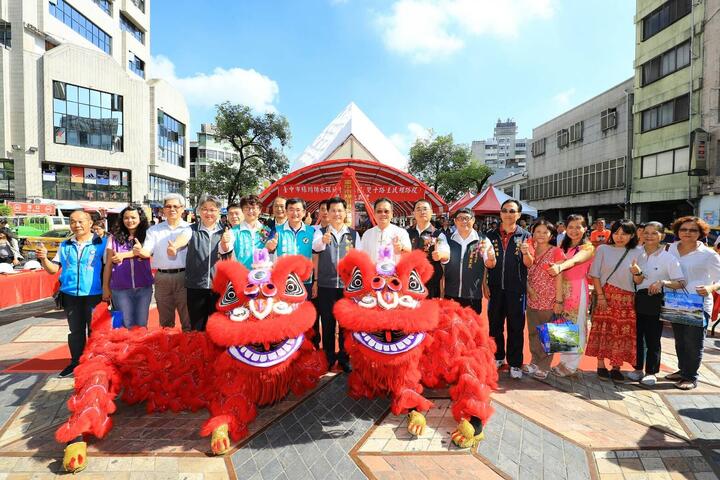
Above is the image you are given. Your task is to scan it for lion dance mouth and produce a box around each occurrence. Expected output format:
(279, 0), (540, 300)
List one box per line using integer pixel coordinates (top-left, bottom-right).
(228, 333), (305, 367)
(352, 331), (425, 354)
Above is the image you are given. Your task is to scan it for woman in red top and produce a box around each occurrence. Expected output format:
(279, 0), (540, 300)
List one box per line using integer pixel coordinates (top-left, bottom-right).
(525, 219), (559, 379)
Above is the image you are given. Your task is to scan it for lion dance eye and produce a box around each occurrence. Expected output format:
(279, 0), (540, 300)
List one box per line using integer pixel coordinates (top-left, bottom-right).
(371, 276), (385, 290)
(347, 267), (364, 293)
(407, 271), (426, 294)
(244, 284), (260, 298)
(261, 283), (277, 297)
(220, 282), (238, 307)
(387, 277), (402, 292)
(284, 273), (304, 298)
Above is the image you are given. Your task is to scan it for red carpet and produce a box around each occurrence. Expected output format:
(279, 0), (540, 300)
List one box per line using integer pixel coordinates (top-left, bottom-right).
(2, 307), (179, 373)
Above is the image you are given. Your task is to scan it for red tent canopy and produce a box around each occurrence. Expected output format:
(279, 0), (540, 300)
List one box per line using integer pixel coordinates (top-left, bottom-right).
(448, 192), (475, 214)
(259, 158), (447, 219)
(470, 186), (504, 214)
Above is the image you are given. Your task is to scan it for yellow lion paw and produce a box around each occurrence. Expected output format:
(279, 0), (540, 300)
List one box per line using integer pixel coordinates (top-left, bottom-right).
(211, 424), (230, 455)
(451, 419), (485, 449)
(407, 410), (426, 436)
(63, 441), (88, 473)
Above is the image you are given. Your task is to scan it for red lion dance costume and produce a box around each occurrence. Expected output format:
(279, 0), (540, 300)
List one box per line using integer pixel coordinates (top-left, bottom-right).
(335, 247), (498, 448)
(56, 251), (326, 473)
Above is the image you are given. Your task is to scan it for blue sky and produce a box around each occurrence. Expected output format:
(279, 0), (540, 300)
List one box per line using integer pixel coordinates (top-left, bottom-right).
(150, 0), (636, 163)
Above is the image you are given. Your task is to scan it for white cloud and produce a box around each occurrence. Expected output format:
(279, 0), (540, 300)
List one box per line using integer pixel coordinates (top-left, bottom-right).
(377, 0), (555, 62)
(389, 122), (431, 154)
(148, 55), (280, 112)
(552, 87), (576, 111)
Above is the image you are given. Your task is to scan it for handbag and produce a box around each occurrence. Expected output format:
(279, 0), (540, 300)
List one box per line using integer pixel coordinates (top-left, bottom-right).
(634, 289), (664, 317)
(536, 314), (582, 354)
(661, 288), (705, 328)
(53, 290), (64, 310)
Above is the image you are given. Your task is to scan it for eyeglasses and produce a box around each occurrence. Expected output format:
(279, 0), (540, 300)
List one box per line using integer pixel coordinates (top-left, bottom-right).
(678, 228), (700, 233)
(201, 208), (219, 213)
(501, 209), (519, 214)
(455, 216), (473, 222)
(244, 206), (260, 211)
(164, 205), (182, 210)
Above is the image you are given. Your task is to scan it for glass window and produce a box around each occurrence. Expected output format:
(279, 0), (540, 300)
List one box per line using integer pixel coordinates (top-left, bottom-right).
(156, 109), (186, 167)
(120, 13), (145, 44)
(642, 155), (657, 178)
(0, 21), (10, 48)
(642, 0), (692, 41)
(676, 41), (691, 68)
(661, 49), (676, 76)
(52, 80), (123, 152)
(91, 0), (111, 15)
(49, 0), (112, 54)
(674, 147), (689, 171)
(656, 150), (674, 175)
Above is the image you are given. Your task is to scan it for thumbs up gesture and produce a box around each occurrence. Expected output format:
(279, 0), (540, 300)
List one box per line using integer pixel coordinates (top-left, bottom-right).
(222, 226), (233, 245)
(519, 239), (530, 256)
(35, 242), (48, 260)
(629, 257), (642, 275)
(132, 238), (143, 256)
(167, 238), (178, 258)
(110, 247), (124, 265)
(392, 236), (402, 254)
(322, 231), (332, 245)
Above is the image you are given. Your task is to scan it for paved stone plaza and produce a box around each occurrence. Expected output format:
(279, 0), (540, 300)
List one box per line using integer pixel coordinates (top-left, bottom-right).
(1, 301), (720, 479)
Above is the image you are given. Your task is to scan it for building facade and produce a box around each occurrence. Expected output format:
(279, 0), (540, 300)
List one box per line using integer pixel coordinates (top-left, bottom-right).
(188, 123), (238, 205)
(526, 78), (634, 223)
(471, 119), (529, 170)
(0, 0), (189, 207)
(630, 0), (700, 225)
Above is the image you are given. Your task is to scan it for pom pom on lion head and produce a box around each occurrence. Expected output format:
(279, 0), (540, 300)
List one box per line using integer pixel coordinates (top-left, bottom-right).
(206, 255), (315, 368)
(334, 249), (439, 352)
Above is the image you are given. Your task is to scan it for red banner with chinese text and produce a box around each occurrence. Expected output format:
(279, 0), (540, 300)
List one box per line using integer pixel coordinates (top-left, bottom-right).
(6, 202), (57, 215)
(278, 183), (423, 202)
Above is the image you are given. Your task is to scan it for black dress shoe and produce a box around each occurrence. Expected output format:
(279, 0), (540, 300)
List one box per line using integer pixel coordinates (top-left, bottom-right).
(58, 363), (77, 378)
(339, 362), (352, 373)
(596, 367), (610, 379)
(610, 369), (625, 381)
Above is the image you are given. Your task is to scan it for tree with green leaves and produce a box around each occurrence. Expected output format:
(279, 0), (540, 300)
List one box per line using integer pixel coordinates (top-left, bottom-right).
(409, 133), (492, 202)
(0, 204), (11, 217)
(437, 162), (494, 202)
(190, 102), (291, 206)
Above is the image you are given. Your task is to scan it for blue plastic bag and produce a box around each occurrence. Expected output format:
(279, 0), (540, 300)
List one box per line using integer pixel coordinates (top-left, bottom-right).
(536, 316), (581, 354)
(110, 306), (124, 329)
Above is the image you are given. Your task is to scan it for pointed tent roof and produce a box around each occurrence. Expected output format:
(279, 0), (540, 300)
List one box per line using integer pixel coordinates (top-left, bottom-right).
(290, 102), (407, 172)
(457, 185), (538, 218)
(448, 192), (475, 213)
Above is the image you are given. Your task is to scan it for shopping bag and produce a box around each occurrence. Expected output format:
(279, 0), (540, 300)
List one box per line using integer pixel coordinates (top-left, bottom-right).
(110, 305), (124, 329)
(661, 289), (705, 328)
(536, 316), (581, 354)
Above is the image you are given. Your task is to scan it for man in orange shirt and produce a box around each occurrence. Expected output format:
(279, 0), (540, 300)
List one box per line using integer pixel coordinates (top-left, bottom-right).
(590, 218), (611, 247)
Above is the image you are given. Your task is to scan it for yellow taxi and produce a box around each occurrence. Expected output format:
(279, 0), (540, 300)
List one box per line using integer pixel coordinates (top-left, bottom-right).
(21, 230), (73, 260)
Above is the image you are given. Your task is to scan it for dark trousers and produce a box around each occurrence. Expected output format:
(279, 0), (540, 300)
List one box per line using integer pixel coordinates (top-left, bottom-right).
(634, 312), (663, 374)
(63, 293), (102, 364)
(672, 318), (707, 383)
(187, 288), (219, 332)
(488, 286), (526, 368)
(427, 277), (441, 299)
(310, 296), (321, 349)
(317, 287), (349, 366)
(445, 295), (482, 315)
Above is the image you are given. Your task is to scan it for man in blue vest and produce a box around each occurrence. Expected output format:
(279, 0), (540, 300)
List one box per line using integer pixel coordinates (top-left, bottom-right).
(275, 198), (314, 278)
(35, 210), (107, 378)
(312, 197), (360, 372)
(232, 195), (278, 269)
(485, 199), (533, 379)
(407, 199), (449, 298)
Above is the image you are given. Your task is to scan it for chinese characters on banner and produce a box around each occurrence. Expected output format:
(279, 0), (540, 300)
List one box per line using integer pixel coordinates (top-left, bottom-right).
(278, 183), (423, 201)
(7, 202), (56, 215)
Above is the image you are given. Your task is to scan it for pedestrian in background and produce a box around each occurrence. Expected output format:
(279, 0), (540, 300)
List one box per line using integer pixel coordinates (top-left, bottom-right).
(587, 219), (639, 381)
(102, 205), (154, 328)
(665, 216), (720, 390)
(627, 221), (684, 386)
(35, 210), (107, 377)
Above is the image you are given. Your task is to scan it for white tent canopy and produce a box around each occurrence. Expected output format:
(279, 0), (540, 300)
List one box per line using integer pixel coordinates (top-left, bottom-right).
(290, 102), (407, 172)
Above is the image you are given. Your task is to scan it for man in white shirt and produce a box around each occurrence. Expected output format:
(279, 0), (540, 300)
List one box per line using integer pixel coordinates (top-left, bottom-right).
(140, 193), (192, 331)
(359, 198), (411, 263)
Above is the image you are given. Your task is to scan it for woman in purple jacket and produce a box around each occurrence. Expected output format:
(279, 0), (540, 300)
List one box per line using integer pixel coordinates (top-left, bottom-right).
(102, 205), (154, 328)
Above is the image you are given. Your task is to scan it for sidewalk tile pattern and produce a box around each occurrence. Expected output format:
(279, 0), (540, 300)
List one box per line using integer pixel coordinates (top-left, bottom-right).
(0, 373), (41, 429)
(593, 450), (718, 480)
(231, 375), (381, 480)
(12, 325), (68, 343)
(664, 395), (720, 441)
(355, 454), (505, 479)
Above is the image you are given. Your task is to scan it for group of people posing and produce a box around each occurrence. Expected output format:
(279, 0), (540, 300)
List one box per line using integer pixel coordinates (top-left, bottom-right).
(35, 193), (720, 392)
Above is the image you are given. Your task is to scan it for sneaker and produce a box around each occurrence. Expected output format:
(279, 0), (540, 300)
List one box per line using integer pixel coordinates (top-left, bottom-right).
(640, 374), (657, 386)
(58, 364), (77, 378)
(626, 369), (644, 381)
(495, 359), (505, 369)
(522, 363), (538, 375)
(510, 367), (522, 379)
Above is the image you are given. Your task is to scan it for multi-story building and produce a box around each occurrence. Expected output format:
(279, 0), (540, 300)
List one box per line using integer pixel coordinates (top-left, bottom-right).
(471, 119), (529, 170)
(630, 0), (701, 225)
(526, 78), (634, 222)
(188, 123), (238, 204)
(0, 0), (189, 208)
